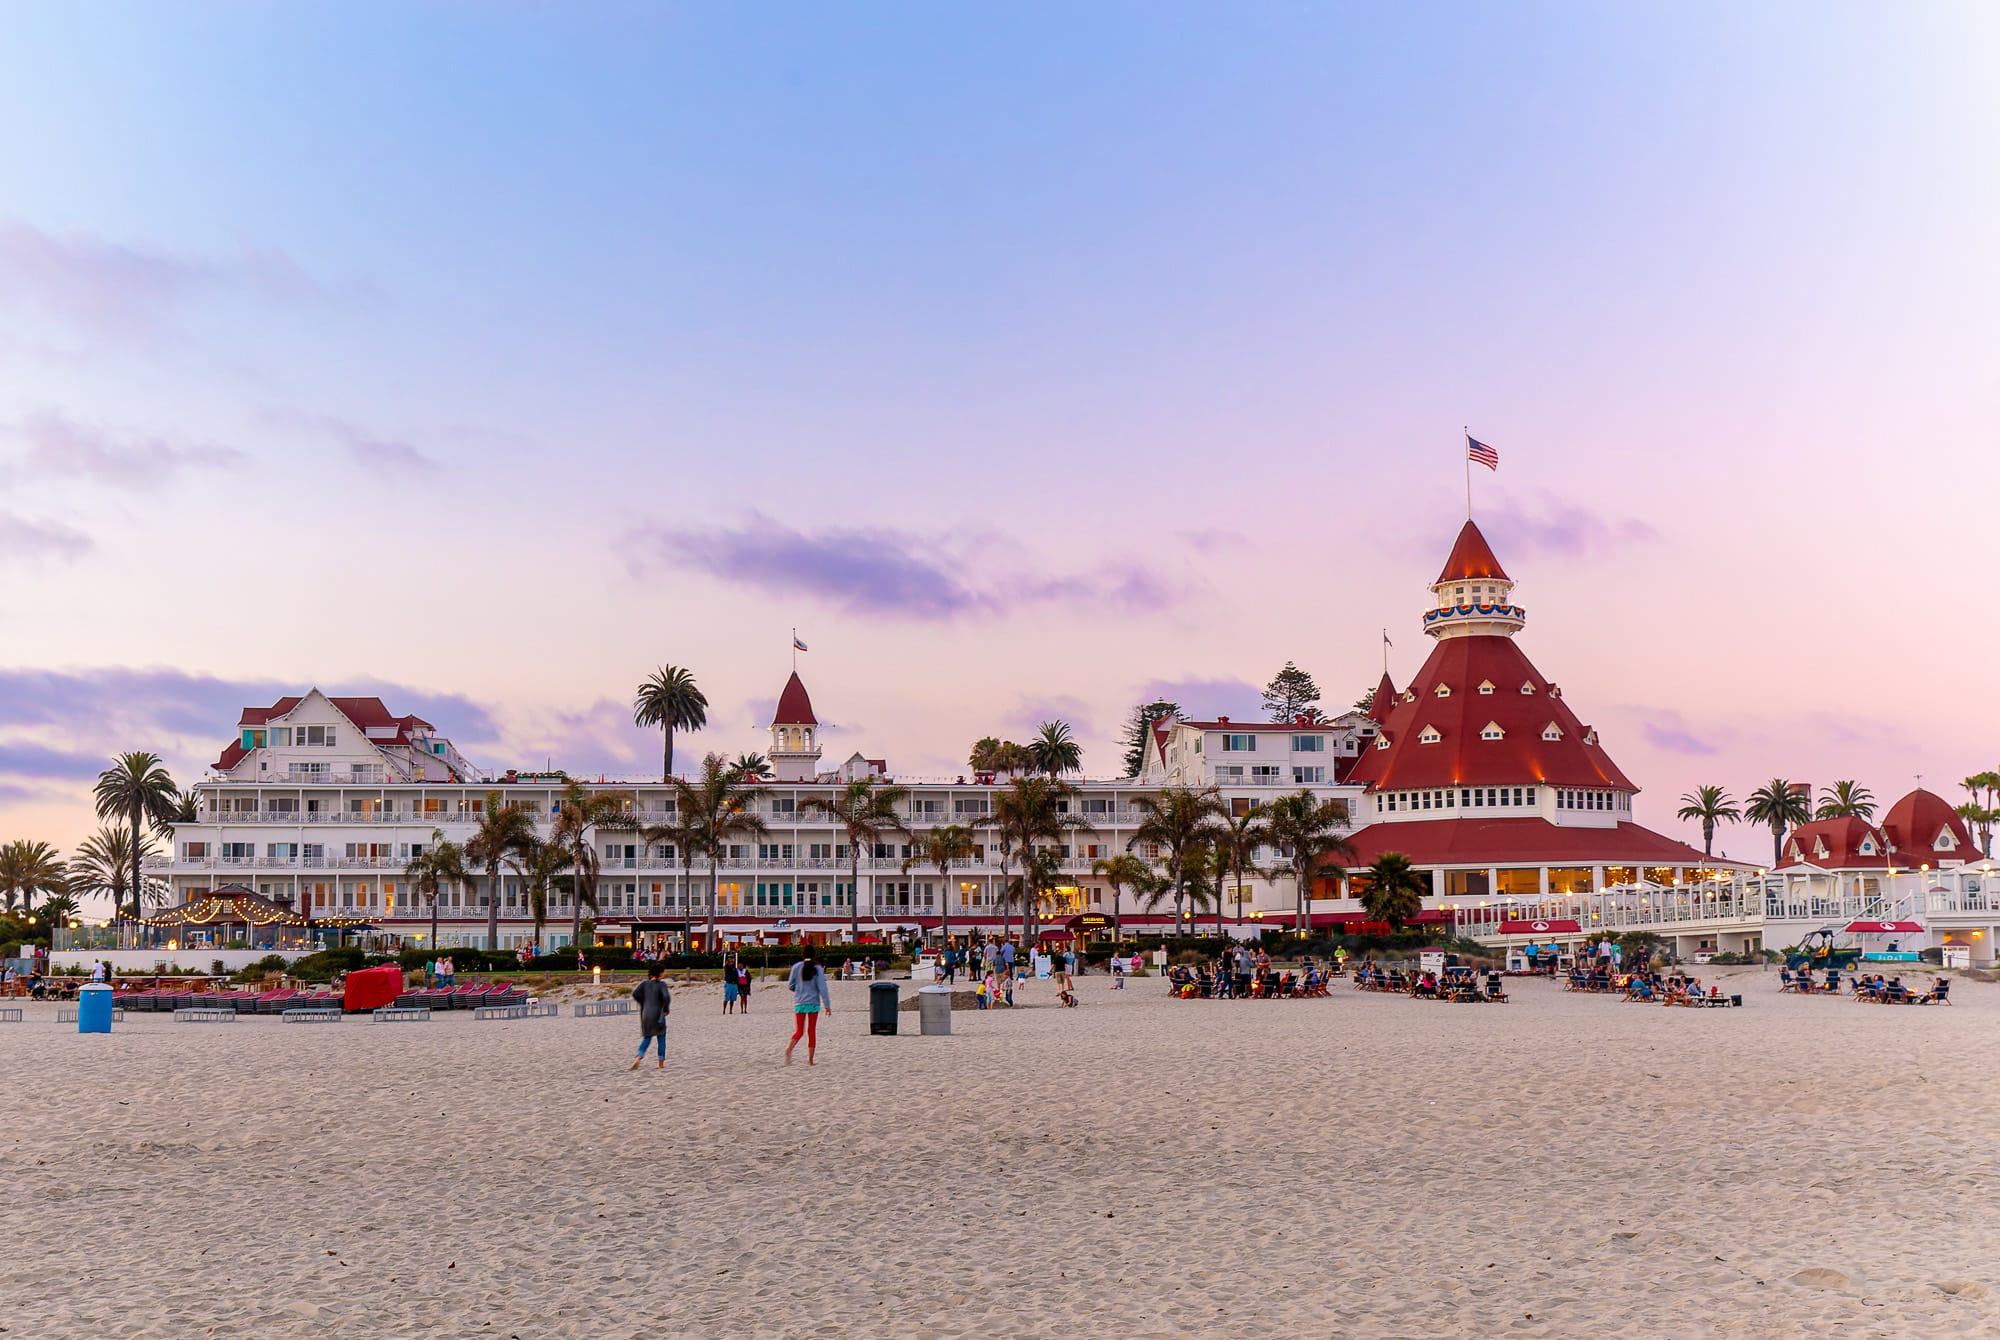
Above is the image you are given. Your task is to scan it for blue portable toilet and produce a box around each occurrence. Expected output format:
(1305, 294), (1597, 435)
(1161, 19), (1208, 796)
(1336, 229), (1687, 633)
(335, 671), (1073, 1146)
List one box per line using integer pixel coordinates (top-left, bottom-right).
(77, 983), (113, 1034)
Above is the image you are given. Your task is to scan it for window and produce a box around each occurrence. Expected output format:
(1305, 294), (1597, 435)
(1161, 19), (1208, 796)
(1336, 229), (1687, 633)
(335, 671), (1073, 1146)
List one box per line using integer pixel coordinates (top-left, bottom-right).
(302, 725), (337, 746)
(1480, 721), (1504, 741)
(1477, 680), (1494, 695)
(770, 797), (796, 816)
(1418, 726), (1441, 744)
(954, 798), (988, 816)
(1520, 682), (1536, 695)
(1291, 735), (1325, 752)
(184, 841), (208, 859)
(1221, 734), (1256, 752)
(1251, 765), (1281, 782)
(1542, 722), (1562, 741)
(1434, 683), (1452, 698)
(1293, 766), (1325, 784)
(269, 727), (291, 746)
(1375, 735), (1391, 750)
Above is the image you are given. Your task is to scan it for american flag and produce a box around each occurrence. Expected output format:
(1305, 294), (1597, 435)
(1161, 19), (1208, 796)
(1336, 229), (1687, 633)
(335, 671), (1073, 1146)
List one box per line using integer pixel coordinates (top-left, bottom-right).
(1466, 434), (1499, 470)
(792, 633), (808, 652)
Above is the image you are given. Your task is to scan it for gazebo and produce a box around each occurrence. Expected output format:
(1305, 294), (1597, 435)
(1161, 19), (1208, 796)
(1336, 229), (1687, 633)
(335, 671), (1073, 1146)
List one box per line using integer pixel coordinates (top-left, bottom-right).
(141, 883), (340, 950)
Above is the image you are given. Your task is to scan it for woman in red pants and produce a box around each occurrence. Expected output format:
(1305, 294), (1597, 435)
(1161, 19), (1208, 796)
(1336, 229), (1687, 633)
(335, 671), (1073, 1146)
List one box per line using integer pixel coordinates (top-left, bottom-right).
(785, 949), (834, 1065)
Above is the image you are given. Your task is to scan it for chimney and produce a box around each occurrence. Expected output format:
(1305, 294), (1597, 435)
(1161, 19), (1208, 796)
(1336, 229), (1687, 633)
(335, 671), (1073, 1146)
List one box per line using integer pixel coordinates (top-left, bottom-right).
(1217, 715), (1229, 724)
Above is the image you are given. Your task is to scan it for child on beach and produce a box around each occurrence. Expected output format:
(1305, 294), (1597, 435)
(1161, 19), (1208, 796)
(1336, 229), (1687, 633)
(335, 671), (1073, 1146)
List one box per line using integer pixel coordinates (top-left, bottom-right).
(785, 950), (834, 1066)
(628, 962), (671, 1071)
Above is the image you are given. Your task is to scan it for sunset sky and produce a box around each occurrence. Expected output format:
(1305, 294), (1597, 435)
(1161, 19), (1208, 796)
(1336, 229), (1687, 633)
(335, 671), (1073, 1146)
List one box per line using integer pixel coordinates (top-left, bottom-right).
(2, 2), (1996, 866)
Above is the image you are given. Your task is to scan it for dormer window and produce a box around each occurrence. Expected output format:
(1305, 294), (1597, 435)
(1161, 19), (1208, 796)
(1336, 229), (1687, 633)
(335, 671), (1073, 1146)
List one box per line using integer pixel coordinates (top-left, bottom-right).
(1374, 734), (1391, 750)
(1541, 722), (1562, 741)
(1418, 726), (1442, 745)
(1549, 685), (1563, 698)
(1480, 722), (1505, 741)
(1400, 689), (1416, 703)
(1858, 838), (1876, 856)
(1434, 684), (1452, 698)
(1936, 829), (1958, 851)
(1477, 680), (1494, 695)
(1520, 682), (1536, 695)
(1583, 729), (1598, 745)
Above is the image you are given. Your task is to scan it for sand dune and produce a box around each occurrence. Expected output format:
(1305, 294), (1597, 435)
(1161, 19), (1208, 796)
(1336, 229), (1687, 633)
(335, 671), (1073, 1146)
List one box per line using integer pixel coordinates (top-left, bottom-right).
(6, 966), (1996, 1337)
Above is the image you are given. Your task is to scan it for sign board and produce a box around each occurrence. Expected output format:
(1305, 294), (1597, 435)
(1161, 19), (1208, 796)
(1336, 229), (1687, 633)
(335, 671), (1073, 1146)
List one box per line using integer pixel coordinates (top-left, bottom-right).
(1942, 944), (1971, 969)
(1419, 950), (1446, 976)
(1065, 913), (1112, 931)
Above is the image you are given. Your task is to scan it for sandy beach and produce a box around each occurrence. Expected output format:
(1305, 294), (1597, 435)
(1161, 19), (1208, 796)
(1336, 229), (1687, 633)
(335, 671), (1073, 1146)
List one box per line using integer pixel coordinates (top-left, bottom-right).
(8, 967), (1998, 1338)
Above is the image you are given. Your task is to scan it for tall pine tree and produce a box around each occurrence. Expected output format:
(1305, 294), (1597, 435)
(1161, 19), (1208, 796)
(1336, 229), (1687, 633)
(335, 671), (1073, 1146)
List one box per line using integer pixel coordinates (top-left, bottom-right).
(1262, 662), (1321, 722)
(1119, 700), (1181, 776)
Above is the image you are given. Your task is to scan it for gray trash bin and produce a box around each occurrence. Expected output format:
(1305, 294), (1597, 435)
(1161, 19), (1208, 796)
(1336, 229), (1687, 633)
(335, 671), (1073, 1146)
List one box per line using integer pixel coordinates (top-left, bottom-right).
(918, 984), (952, 1036)
(869, 980), (900, 1035)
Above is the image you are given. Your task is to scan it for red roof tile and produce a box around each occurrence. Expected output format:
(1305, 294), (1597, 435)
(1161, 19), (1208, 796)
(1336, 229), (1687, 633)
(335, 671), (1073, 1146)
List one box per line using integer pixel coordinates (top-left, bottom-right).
(1337, 817), (1722, 868)
(1880, 788), (1974, 863)
(1435, 520), (1510, 585)
(1343, 635), (1635, 791)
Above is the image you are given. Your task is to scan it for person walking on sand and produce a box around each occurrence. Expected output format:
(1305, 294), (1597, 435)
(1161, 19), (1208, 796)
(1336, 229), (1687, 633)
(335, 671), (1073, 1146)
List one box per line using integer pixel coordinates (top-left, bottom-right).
(785, 950), (834, 1066)
(628, 962), (672, 1071)
(722, 953), (740, 1014)
(737, 960), (752, 1013)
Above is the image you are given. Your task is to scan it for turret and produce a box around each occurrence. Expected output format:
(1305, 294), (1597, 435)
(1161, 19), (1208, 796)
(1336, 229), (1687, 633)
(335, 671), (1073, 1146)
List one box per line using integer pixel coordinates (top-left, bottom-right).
(770, 671), (822, 782)
(1423, 520), (1527, 641)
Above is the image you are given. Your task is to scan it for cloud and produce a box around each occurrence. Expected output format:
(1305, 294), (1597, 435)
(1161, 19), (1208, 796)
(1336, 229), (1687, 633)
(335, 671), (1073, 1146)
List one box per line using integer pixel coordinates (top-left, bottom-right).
(1475, 491), (1659, 560)
(5, 410), (243, 487)
(512, 697), (660, 781)
(1135, 677), (1266, 721)
(1642, 720), (1718, 756)
(0, 218), (325, 335)
(627, 512), (1174, 621)
(0, 513), (92, 562)
(0, 669), (506, 793)
(262, 409), (439, 474)
(996, 695), (1097, 740)
(0, 740), (106, 781)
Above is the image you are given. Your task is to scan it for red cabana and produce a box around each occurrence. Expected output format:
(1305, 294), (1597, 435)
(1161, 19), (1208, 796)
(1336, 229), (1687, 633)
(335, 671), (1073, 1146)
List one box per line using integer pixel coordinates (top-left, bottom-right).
(342, 963), (404, 1012)
(1842, 919), (1924, 935)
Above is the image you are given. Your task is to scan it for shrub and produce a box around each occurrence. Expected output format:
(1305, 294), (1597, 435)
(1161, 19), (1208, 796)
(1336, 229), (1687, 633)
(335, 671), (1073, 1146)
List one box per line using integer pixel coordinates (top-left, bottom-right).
(288, 946), (374, 982)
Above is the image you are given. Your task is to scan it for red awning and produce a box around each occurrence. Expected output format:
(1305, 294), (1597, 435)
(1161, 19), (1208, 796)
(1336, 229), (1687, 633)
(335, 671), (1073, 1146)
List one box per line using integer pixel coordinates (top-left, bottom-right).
(1497, 918), (1583, 935)
(1843, 919), (1924, 934)
(1037, 927), (1071, 940)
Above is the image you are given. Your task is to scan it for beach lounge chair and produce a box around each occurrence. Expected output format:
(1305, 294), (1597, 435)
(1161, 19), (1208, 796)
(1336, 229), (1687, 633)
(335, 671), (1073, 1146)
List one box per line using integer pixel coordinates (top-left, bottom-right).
(1778, 970), (1799, 992)
(1921, 980), (1950, 1005)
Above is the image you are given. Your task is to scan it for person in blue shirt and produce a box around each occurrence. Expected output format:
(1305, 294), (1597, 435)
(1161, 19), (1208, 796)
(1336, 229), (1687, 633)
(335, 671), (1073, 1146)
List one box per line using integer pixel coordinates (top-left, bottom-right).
(785, 950), (835, 1066)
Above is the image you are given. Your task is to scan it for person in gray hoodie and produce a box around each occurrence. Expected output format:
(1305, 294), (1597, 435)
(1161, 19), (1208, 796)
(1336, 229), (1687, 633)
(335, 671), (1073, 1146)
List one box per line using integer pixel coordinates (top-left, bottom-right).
(628, 962), (672, 1071)
(784, 950), (835, 1066)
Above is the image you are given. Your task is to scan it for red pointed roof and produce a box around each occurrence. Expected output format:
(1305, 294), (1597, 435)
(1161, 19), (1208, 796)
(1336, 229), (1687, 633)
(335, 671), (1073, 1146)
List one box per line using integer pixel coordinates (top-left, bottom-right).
(1344, 635), (1634, 792)
(1367, 671), (1397, 724)
(1435, 520), (1510, 585)
(772, 671), (817, 726)
(1778, 816), (1893, 870)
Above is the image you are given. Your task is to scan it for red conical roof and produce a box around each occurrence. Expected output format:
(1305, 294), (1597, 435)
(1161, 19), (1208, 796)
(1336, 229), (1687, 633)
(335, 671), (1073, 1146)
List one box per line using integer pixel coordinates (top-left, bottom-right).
(772, 671), (817, 726)
(1880, 788), (1973, 862)
(1435, 520), (1510, 585)
(1367, 671), (1397, 724)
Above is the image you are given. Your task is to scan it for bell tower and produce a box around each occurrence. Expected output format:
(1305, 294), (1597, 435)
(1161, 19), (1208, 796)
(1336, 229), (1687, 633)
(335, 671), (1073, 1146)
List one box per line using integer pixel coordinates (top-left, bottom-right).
(770, 671), (822, 782)
(1423, 520), (1527, 641)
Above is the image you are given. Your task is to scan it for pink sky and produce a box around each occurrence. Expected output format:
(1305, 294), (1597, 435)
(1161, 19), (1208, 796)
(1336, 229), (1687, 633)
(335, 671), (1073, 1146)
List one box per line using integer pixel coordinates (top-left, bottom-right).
(0, 4), (1996, 868)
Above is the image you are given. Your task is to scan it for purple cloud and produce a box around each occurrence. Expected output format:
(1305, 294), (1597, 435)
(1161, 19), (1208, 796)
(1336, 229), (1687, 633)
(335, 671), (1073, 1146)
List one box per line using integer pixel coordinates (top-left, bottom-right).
(1408, 491), (1657, 567)
(0, 741), (106, 781)
(0, 512), (92, 562)
(629, 512), (1175, 621)
(1642, 720), (1718, 756)
(6, 410), (242, 487)
(262, 409), (439, 474)
(0, 218), (325, 334)
(1136, 677), (1267, 721)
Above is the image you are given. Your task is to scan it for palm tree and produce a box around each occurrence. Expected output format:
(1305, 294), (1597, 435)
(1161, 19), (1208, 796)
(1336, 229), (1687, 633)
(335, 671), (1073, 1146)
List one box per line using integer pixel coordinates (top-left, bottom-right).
(1675, 785), (1741, 858)
(632, 664), (709, 780)
(1955, 802), (1996, 861)
(0, 840), (68, 917)
(551, 781), (632, 946)
(514, 837), (573, 947)
(1090, 852), (1153, 942)
(1359, 852), (1427, 930)
(1815, 780), (1877, 821)
(728, 752), (774, 782)
(968, 737), (1002, 772)
(403, 829), (471, 952)
(91, 752), (178, 925)
(33, 890), (80, 935)
(67, 826), (160, 919)
(905, 823), (977, 944)
(1962, 771), (2000, 856)
(675, 754), (772, 949)
(1017, 844), (1067, 940)
(1028, 720), (1082, 777)
(1213, 805), (1269, 934)
(980, 776), (1096, 944)
(801, 776), (913, 942)
(1126, 787), (1227, 932)
(165, 786), (200, 827)
(1744, 779), (1812, 867)
(467, 790), (540, 950)
(1262, 789), (1355, 934)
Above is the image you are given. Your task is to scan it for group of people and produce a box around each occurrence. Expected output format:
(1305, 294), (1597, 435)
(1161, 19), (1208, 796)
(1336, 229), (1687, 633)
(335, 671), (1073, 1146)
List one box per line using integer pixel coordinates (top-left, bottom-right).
(1616, 970), (1732, 1006)
(719, 955), (754, 1013)
(1166, 945), (1335, 1000)
(422, 956), (458, 988)
(1852, 973), (1949, 1004)
(628, 948), (836, 1072)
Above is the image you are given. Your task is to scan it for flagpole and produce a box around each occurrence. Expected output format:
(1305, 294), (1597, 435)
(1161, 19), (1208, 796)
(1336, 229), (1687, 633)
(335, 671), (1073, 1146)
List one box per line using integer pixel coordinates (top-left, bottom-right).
(791, 628), (797, 672)
(1463, 425), (1471, 520)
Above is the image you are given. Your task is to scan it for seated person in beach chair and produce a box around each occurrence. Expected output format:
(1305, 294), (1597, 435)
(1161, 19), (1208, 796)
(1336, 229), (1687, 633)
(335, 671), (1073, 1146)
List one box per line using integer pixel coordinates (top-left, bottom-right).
(1884, 976), (1911, 1003)
(1823, 970), (1841, 993)
(1277, 971), (1298, 997)
(1413, 971), (1439, 999)
(1483, 972), (1508, 1002)
(1778, 968), (1799, 992)
(1624, 976), (1654, 1002)
(1921, 979), (1950, 1005)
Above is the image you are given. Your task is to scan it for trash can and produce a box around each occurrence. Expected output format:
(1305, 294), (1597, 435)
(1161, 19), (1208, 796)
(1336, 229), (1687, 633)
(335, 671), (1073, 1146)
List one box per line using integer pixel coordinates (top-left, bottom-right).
(918, 985), (952, 1036)
(869, 980), (900, 1036)
(77, 983), (113, 1034)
